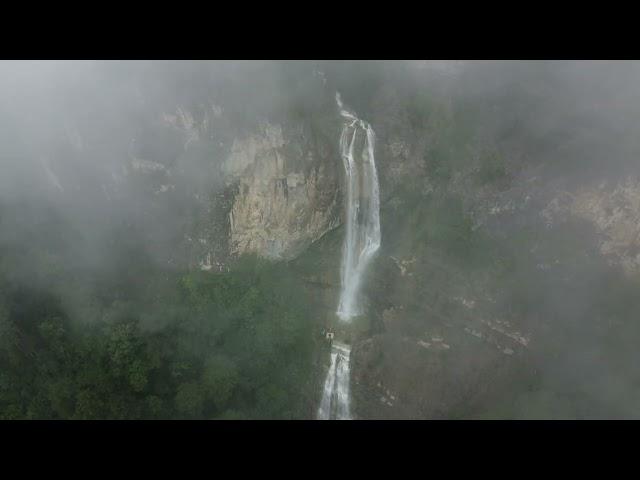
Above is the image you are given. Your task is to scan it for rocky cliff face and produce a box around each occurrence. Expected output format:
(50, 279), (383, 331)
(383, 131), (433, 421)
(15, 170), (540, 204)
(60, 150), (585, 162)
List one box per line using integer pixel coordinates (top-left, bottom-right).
(327, 65), (640, 418)
(224, 122), (341, 260)
(129, 92), (342, 268)
(546, 177), (640, 275)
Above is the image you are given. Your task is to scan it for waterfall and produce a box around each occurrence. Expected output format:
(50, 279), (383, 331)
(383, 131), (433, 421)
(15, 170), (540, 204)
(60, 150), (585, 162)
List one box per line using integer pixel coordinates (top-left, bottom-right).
(336, 92), (381, 321)
(316, 93), (380, 420)
(317, 342), (352, 420)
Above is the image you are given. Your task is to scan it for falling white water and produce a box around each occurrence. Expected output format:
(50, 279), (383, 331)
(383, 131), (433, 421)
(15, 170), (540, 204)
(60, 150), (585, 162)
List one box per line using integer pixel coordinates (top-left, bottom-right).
(336, 92), (381, 321)
(317, 342), (352, 420)
(316, 93), (380, 420)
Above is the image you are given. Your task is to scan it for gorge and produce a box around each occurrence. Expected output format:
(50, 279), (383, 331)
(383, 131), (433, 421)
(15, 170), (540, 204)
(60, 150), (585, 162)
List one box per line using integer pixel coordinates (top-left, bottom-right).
(2, 61), (640, 419)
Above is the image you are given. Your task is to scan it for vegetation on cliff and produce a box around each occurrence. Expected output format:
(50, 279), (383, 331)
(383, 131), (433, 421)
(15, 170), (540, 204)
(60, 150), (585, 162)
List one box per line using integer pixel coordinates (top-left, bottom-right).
(0, 215), (319, 419)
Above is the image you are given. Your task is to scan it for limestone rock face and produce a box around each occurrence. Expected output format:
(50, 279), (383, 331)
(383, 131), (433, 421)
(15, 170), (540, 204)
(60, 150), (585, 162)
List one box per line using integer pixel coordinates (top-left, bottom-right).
(123, 97), (342, 268)
(224, 122), (341, 260)
(528, 176), (640, 274)
(569, 177), (640, 274)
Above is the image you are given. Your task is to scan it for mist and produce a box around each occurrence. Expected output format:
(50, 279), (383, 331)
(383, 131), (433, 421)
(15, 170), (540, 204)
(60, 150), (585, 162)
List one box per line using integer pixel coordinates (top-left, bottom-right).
(1, 60), (640, 419)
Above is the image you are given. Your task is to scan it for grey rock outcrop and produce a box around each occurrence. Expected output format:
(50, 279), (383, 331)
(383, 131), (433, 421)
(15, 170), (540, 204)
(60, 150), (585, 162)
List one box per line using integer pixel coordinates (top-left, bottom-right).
(224, 122), (341, 260)
(542, 176), (640, 274)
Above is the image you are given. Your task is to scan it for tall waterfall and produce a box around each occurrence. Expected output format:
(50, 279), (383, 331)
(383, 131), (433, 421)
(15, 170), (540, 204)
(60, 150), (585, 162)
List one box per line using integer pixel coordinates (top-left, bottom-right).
(336, 92), (381, 321)
(317, 342), (352, 420)
(316, 93), (381, 420)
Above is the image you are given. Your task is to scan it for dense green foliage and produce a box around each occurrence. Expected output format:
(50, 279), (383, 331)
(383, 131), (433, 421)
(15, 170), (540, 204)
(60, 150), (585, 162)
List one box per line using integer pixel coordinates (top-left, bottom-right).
(0, 230), (318, 419)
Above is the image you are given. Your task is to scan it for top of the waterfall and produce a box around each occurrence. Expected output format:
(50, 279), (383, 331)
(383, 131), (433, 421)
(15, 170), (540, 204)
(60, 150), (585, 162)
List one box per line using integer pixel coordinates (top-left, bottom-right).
(332, 341), (351, 355)
(335, 92), (355, 119)
(335, 92), (370, 130)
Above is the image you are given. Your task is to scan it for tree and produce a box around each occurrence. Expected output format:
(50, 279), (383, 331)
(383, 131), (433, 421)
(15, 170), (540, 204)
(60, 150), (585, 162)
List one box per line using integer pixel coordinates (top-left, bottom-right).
(0, 302), (19, 363)
(175, 382), (205, 418)
(202, 354), (238, 409)
(74, 389), (106, 419)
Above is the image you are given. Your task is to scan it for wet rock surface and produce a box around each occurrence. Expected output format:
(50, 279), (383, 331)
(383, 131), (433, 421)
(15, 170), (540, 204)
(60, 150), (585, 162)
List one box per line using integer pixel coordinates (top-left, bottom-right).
(226, 122), (341, 261)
